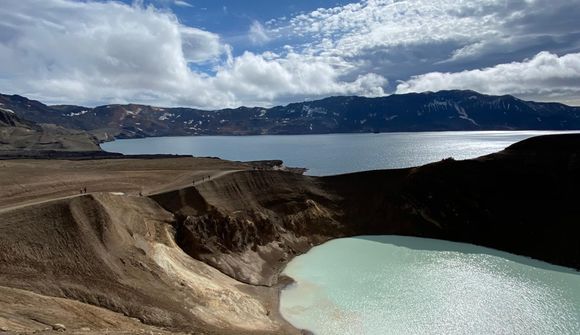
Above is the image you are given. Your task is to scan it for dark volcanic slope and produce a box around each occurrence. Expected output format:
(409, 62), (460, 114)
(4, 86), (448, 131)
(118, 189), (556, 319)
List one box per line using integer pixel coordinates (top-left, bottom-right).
(2, 90), (579, 139)
(153, 134), (580, 287)
(325, 134), (580, 269)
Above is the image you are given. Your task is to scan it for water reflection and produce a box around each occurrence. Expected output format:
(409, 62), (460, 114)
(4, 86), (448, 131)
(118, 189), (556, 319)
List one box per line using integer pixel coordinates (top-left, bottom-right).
(102, 131), (580, 175)
(355, 235), (579, 275)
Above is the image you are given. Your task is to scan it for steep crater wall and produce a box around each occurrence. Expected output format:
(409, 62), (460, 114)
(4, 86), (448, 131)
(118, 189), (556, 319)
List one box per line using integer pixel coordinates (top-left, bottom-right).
(152, 134), (580, 289)
(0, 193), (287, 334)
(152, 171), (344, 286)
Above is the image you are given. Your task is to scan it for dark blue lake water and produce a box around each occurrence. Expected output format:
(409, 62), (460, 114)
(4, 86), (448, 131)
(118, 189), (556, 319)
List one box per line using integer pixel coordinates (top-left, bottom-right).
(102, 130), (577, 175)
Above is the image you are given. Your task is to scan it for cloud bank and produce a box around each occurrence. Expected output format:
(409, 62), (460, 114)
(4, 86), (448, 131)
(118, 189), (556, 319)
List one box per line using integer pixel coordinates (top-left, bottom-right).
(0, 0), (385, 108)
(396, 52), (580, 105)
(0, 0), (579, 107)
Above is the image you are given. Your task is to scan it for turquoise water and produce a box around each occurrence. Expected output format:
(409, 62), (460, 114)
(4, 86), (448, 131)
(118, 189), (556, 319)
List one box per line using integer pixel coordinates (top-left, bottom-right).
(280, 236), (580, 335)
(101, 131), (578, 176)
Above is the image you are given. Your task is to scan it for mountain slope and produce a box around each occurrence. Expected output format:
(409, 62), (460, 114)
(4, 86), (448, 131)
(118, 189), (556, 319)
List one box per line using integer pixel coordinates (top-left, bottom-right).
(2, 90), (580, 140)
(0, 108), (100, 152)
(0, 193), (284, 334)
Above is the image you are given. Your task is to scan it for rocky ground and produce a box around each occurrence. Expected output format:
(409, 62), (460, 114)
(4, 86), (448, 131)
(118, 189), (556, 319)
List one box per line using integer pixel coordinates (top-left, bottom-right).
(1, 134), (579, 334)
(0, 157), (301, 335)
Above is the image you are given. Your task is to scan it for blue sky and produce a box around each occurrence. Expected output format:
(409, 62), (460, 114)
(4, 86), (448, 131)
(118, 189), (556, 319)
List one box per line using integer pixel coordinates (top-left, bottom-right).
(1, 0), (579, 108)
(130, 0), (360, 61)
(160, 1), (356, 37)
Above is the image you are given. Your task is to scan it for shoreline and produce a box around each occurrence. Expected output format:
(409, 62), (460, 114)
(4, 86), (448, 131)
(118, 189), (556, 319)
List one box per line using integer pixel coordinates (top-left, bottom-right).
(275, 272), (316, 335)
(273, 275), (309, 335)
(97, 129), (580, 145)
(0, 150), (191, 160)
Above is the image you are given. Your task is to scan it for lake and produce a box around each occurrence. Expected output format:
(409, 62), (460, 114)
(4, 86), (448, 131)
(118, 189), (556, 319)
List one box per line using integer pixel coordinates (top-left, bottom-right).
(103, 131), (580, 333)
(101, 130), (577, 175)
(280, 236), (580, 335)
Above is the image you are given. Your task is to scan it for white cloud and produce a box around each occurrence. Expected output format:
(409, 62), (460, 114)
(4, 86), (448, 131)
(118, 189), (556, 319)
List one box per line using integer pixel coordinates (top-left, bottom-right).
(249, 21), (271, 45)
(1, 0), (579, 108)
(174, 1), (193, 7)
(274, 0), (505, 57)
(396, 52), (580, 105)
(0, 0), (225, 105)
(268, 0), (580, 97)
(209, 52), (386, 105)
(180, 27), (223, 63)
(0, 0), (386, 108)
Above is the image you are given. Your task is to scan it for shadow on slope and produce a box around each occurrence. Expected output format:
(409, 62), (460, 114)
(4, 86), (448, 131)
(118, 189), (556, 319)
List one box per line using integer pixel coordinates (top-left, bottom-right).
(151, 134), (580, 290)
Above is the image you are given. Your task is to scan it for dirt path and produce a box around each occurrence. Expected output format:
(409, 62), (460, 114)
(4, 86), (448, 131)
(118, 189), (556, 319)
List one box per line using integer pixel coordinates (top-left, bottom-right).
(0, 193), (80, 214)
(148, 169), (240, 195)
(0, 157), (250, 211)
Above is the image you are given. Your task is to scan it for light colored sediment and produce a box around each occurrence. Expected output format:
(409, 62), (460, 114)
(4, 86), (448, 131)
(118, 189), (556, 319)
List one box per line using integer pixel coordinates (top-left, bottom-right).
(0, 285), (178, 334)
(0, 192), (296, 334)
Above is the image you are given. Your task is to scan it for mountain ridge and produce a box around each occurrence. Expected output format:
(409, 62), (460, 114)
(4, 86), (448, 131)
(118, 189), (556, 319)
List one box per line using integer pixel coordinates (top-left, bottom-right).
(2, 90), (580, 141)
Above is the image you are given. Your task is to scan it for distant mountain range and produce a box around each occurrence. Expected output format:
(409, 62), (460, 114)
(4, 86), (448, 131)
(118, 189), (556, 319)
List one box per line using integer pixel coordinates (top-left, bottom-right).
(1, 90), (580, 141)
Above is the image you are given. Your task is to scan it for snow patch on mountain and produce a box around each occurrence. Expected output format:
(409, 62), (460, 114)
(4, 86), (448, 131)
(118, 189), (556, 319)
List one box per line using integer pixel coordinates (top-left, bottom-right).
(455, 105), (478, 126)
(63, 110), (89, 117)
(158, 112), (175, 121)
(302, 105), (327, 117)
(0, 107), (15, 114)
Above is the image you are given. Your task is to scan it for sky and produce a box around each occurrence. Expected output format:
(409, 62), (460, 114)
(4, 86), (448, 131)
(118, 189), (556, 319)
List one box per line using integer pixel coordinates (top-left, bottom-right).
(0, 0), (579, 108)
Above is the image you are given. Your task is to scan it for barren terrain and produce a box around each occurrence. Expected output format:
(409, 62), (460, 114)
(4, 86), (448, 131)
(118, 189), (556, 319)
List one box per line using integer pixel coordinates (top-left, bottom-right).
(0, 157), (300, 334)
(1, 134), (579, 334)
